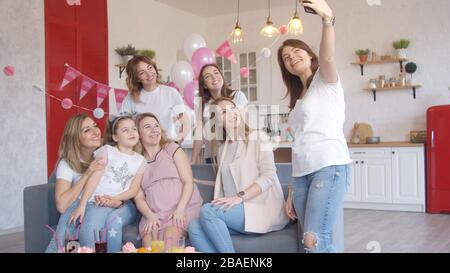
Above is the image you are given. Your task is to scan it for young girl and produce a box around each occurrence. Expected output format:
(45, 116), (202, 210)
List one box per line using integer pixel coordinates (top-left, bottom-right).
(69, 114), (146, 251)
(133, 112), (203, 248)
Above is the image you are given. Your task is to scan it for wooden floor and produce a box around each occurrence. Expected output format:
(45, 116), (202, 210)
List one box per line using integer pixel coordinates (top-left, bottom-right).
(2, 209), (450, 253)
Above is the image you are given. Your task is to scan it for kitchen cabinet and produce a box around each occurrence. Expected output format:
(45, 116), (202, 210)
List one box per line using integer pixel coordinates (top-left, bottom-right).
(345, 145), (425, 212)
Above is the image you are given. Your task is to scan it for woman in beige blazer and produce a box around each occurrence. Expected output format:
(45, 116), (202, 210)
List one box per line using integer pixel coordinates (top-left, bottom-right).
(188, 97), (289, 253)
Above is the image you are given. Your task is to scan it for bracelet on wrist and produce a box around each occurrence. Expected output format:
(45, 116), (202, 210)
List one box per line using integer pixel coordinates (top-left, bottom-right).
(322, 16), (335, 27)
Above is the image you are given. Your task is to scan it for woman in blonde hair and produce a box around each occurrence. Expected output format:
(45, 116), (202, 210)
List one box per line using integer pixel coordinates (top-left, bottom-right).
(120, 55), (190, 143)
(45, 114), (105, 252)
(133, 112), (202, 248)
(188, 97), (288, 253)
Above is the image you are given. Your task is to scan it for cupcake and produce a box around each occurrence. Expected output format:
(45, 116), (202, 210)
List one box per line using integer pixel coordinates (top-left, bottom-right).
(122, 242), (137, 253)
(184, 246), (196, 253)
(77, 246), (94, 253)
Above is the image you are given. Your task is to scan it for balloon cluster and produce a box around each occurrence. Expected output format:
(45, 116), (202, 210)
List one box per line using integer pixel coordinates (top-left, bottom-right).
(169, 34), (216, 110)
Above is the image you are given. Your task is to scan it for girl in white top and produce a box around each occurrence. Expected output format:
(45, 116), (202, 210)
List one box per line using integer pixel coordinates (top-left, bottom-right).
(277, 0), (351, 253)
(191, 64), (248, 164)
(69, 115), (145, 235)
(46, 114), (138, 253)
(120, 56), (190, 143)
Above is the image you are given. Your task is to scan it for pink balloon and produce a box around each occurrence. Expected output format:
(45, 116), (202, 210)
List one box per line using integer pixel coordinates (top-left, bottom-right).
(191, 47), (215, 77)
(183, 80), (199, 110)
(240, 67), (250, 78)
(3, 66), (15, 76)
(61, 98), (73, 110)
(279, 25), (289, 35)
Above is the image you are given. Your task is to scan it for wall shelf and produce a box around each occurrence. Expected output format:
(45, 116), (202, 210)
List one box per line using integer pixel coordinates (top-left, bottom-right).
(363, 85), (422, 101)
(351, 58), (407, 76)
(115, 64), (126, 78)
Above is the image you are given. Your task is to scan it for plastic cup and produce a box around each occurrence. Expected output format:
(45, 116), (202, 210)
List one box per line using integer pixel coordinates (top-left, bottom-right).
(94, 228), (107, 253)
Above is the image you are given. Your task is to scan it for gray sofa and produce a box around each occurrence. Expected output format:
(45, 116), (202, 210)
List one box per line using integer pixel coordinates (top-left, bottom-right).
(23, 163), (344, 253)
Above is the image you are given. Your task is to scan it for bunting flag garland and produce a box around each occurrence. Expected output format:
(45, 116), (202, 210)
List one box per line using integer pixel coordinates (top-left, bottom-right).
(114, 88), (129, 112)
(33, 84), (107, 119)
(96, 83), (111, 107)
(58, 64), (131, 112)
(215, 40), (237, 64)
(79, 75), (96, 100)
(60, 66), (81, 90)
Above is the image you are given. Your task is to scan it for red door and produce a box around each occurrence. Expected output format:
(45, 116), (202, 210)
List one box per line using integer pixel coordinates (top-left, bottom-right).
(45, 0), (108, 177)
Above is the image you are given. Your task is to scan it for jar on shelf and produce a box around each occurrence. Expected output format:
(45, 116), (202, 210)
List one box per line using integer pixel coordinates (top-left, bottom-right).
(398, 73), (406, 86)
(378, 75), (386, 88)
(389, 77), (396, 87)
(369, 79), (377, 89)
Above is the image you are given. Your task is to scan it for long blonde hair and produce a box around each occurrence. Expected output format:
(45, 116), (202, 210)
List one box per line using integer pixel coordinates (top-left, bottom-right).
(126, 55), (162, 103)
(58, 114), (93, 174)
(135, 112), (172, 156)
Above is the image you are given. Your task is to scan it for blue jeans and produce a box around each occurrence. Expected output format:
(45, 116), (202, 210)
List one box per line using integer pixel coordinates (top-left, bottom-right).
(188, 202), (249, 253)
(293, 165), (350, 253)
(45, 199), (80, 253)
(45, 200), (137, 253)
(78, 201), (137, 253)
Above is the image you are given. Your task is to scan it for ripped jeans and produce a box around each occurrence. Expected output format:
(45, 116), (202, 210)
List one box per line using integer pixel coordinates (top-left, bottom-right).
(292, 165), (350, 253)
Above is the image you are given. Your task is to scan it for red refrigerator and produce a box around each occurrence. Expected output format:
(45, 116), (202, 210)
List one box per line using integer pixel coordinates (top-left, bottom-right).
(427, 105), (450, 213)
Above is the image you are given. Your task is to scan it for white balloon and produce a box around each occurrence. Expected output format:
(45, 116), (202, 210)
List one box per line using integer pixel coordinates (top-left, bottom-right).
(170, 61), (194, 91)
(93, 108), (105, 119)
(183, 33), (206, 60)
(261, 48), (271, 58)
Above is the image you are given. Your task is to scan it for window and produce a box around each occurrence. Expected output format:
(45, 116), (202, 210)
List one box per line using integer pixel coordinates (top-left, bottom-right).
(239, 52), (257, 102)
(215, 56), (232, 85)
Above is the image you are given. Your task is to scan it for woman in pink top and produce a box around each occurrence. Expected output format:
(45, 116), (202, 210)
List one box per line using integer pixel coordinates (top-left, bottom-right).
(134, 112), (203, 248)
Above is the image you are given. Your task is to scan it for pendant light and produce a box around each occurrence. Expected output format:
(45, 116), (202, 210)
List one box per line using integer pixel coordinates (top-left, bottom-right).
(231, 0), (243, 44)
(260, 0), (279, 38)
(288, 0), (303, 35)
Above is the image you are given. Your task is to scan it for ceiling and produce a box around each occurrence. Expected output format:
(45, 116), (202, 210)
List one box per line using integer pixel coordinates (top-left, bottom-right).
(155, 0), (293, 17)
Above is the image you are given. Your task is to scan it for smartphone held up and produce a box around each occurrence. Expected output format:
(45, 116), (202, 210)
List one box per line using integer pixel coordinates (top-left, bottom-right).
(302, 0), (318, 15)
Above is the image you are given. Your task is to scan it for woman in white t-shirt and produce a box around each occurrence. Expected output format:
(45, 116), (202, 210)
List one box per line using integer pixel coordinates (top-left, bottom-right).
(68, 114), (146, 252)
(45, 114), (137, 253)
(120, 56), (190, 143)
(191, 64), (248, 164)
(277, 0), (351, 253)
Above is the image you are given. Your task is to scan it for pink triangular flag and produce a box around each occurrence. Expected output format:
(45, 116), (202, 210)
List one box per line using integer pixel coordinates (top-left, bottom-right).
(79, 75), (96, 100)
(114, 88), (129, 112)
(96, 83), (111, 107)
(215, 40), (237, 64)
(60, 66), (81, 90)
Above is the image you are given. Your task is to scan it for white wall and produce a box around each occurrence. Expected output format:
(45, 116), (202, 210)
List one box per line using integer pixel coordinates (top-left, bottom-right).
(108, 0), (207, 114)
(205, 0), (450, 141)
(0, 0), (46, 231)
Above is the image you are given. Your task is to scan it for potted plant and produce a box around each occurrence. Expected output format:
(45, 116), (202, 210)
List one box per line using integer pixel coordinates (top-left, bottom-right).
(392, 39), (410, 59)
(115, 44), (138, 64)
(355, 49), (371, 63)
(405, 62), (417, 85)
(138, 49), (156, 60)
